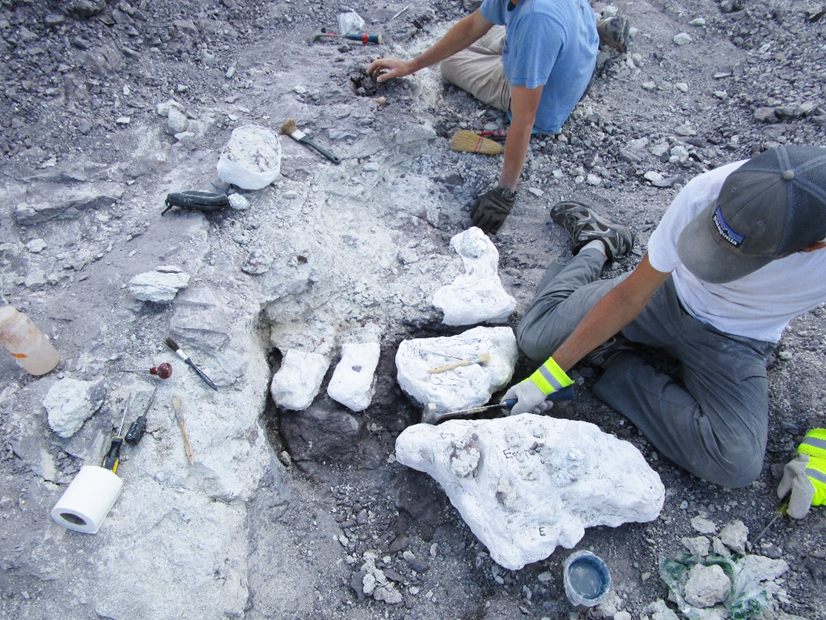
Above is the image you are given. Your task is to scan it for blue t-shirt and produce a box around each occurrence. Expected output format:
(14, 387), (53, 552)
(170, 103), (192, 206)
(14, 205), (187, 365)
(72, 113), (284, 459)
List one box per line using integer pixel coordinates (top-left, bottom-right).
(480, 0), (598, 134)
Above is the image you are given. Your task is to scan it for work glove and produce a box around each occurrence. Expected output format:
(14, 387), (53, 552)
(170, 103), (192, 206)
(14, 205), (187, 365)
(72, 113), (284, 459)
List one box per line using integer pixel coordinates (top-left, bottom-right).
(471, 186), (516, 235)
(501, 357), (574, 416)
(777, 428), (826, 519)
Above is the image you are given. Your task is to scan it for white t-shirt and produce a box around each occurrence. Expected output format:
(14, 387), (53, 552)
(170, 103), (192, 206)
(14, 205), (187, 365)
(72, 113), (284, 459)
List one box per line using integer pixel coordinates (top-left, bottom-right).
(647, 160), (826, 343)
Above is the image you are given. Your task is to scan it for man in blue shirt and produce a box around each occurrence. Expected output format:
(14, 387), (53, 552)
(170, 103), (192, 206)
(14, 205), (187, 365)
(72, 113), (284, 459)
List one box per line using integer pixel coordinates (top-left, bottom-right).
(367, 0), (627, 234)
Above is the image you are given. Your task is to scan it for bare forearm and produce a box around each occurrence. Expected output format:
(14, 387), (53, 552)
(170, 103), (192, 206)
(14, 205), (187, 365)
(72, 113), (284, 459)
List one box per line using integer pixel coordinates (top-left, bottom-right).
(411, 11), (493, 72)
(498, 115), (533, 190)
(552, 255), (670, 371)
(498, 85), (542, 190)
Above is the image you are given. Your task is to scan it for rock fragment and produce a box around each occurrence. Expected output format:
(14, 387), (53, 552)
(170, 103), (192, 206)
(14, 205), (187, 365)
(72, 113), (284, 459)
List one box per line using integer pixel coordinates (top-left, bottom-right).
(432, 227), (516, 326)
(270, 349), (329, 410)
(396, 326), (517, 417)
(327, 342), (380, 412)
(673, 32), (692, 46)
(43, 378), (106, 438)
(128, 265), (190, 303)
(718, 519), (748, 555)
(683, 564), (730, 608)
(395, 415), (664, 569)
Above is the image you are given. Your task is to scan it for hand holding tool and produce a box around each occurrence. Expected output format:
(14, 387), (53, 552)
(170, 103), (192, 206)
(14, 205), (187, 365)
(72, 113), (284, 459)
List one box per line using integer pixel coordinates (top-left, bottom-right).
(280, 119), (341, 165)
(164, 337), (217, 391)
(422, 385), (574, 424)
(471, 186), (516, 234)
(502, 357), (574, 415)
(171, 396), (195, 464)
(122, 362), (173, 379)
(428, 353), (490, 374)
(777, 428), (826, 518)
(102, 400), (130, 473)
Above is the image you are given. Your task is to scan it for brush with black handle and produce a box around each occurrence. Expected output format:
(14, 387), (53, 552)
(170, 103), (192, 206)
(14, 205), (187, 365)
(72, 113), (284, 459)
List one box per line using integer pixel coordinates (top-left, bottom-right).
(164, 337), (218, 391)
(280, 119), (341, 165)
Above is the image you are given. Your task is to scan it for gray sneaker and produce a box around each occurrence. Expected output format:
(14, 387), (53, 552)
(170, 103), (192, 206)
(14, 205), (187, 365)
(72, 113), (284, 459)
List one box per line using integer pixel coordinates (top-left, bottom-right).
(550, 200), (634, 261)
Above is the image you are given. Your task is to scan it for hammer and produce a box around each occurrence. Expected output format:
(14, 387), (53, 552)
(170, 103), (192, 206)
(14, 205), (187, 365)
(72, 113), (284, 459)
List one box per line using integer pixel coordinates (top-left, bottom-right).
(309, 27), (382, 45)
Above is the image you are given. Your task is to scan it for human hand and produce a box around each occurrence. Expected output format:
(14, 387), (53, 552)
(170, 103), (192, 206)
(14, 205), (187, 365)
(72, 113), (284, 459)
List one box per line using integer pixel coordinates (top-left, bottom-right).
(471, 186), (516, 234)
(366, 58), (414, 82)
(501, 381), (553, 415)
(777, 429), (826, 519)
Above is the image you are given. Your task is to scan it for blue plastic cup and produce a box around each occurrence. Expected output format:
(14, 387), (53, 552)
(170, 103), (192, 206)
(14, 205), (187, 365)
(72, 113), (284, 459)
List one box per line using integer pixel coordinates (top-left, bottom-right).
(563, 550), (611, 607)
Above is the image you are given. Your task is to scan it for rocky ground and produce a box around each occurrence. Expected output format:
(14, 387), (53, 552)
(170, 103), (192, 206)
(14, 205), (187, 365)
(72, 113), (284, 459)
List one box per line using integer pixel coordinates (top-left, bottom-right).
(1, 0), (825, 618)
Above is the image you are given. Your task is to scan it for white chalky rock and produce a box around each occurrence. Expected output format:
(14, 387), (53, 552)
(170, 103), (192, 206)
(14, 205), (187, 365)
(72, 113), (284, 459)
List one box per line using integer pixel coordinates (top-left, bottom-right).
(718, 519), (748, 556)
(327, 342), (380, 412)
(673, 32), (693, 46)
(396, 326), (517, 415)
(43, 378), (106, 438)
(217, 124), (282, 190)
(270, 349), (329, 411)
(432, 227), (516, 326)
(683, 564), (730, 608)
(395, 414), (665, 570)
(128, 265), (190, 303)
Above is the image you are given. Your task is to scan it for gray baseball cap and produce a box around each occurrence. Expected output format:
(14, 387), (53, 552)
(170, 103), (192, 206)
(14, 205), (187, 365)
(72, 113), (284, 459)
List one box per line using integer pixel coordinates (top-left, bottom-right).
(677, 145), (826, 284)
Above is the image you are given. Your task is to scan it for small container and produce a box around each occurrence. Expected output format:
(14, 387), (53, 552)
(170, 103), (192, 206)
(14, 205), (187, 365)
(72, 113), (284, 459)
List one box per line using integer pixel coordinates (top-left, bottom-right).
(0, 305), (60, 375)
(563, 550), (611, 607)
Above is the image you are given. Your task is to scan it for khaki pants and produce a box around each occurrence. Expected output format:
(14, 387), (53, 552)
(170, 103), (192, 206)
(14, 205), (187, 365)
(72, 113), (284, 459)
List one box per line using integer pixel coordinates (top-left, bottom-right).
(440, 25), (511, 112)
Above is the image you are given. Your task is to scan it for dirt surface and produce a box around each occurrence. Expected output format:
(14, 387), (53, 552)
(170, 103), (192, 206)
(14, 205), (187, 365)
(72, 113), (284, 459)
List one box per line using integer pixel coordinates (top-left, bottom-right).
(1, 0), (826, 618)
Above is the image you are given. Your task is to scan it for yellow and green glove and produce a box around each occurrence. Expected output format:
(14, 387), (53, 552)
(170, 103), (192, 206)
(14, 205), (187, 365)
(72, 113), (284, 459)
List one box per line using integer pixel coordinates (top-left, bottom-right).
(777, 428), (826, 519)
(501, 357), (574, 415)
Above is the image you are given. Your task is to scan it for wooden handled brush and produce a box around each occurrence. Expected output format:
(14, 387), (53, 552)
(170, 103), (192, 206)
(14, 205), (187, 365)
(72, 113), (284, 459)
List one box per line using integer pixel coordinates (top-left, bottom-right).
(428, 353), (491, 374)
(450, 130), (505, 155)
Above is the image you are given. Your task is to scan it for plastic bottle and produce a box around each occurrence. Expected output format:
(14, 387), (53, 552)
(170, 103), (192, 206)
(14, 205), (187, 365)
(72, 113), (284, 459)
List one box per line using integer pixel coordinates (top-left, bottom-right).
(0, 306), (60, 375)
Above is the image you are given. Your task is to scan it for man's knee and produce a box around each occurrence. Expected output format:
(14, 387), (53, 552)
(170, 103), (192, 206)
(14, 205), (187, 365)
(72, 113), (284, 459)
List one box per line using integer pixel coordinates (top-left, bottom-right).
(695, 440), (765, 488)
(515, 319), (553, 364)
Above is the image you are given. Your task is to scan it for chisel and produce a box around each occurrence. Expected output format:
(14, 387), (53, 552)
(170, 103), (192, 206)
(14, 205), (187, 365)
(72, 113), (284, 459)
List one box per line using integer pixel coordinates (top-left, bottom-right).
(422, 385), (575, 424)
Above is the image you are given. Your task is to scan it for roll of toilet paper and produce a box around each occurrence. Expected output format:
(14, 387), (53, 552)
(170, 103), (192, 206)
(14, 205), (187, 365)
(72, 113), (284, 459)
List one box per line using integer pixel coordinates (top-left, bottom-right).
(51, 465), (123, 534)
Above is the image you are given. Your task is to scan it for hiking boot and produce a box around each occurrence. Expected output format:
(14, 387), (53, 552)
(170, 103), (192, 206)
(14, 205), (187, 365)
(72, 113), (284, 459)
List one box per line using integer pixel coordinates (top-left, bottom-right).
(597, 16), (630, 54)
(550, 200), (634, 261)
(582, 335), (634, 368)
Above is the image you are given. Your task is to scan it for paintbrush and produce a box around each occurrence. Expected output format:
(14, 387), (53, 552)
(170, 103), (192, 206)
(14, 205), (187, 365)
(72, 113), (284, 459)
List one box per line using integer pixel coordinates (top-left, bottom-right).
(449, 130), (505, 155)
(428, 353), (491, 374)
(280, 119), (341, 165)
(164, 337), (218, 391)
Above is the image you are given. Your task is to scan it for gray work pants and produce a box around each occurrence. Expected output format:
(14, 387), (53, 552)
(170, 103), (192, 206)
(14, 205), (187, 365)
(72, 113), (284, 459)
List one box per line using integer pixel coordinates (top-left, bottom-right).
(516, 247), (777, 488)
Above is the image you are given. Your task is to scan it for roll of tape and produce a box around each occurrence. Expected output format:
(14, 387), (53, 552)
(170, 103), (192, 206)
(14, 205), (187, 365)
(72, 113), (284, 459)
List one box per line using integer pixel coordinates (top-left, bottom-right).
(51, 466), (123, 534)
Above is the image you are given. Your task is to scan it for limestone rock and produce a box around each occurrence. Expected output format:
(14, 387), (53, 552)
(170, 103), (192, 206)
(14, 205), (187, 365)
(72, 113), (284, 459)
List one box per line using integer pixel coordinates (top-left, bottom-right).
(217, 124), (281, 190)
(43, 378), (106, 438)
(128, 265), (190, 303)
(169, 286), (233, 351)
(395, 414), (665, 570)
(432, 227), (516, 326)
(395, 326), (517, 417)
(15, 182), (124, 225)
(327, 342), (380, 412)
(683, 564), (730, 608)
(681, 536), (710, 557)
(270, 349), (329, 410)
(673, 32), (692, 45)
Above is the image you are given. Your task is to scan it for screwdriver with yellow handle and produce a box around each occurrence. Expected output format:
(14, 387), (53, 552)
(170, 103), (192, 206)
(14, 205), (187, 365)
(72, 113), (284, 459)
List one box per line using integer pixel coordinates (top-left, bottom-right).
(102, 399), (130, 473)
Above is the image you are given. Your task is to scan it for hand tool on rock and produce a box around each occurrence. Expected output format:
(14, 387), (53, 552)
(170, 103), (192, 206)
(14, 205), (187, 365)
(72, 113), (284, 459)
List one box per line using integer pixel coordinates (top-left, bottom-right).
(171, 396), (195, 465)
(125, 409), (148, 446)
(280, 119), (341, 165)
(122, 362), (173, 379)
(164, 337), (218, 391)
(422, 385), (575, 424)
(450, 130), (505, 155)
(752, 502), (789, 546)
(309, 27), (382, 45)
(428, 353), (491, 374)
(102, 398), (131, 473)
